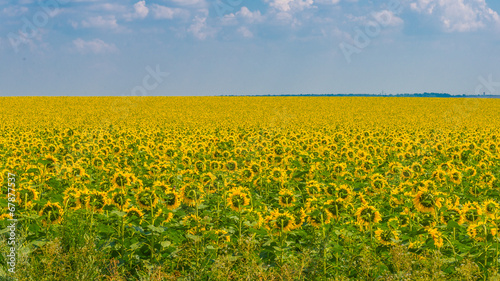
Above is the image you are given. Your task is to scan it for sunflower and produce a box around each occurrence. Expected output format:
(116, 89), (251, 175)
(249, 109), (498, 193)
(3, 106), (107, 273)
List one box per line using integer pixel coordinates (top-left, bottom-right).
(331, 163), (347, 175)
(180, 183), (204, 207)
(243, 209), (265, 229)
(182, 214), (204, 235)
(227, 188), (250, 211)
(88, 190), (110, 213)
(240, 168), (254, 181)
(355, 205), (382, 230)
(427, 228), (444, 248)
(431, 169), (447, 182)
(278, 188), (295, 207)
(76, 188), (91, 210)
(111, 172), (133, 189)
(292, 208), (307, 230)
(43, 154), (59, 172)
(125, 206), (144, 223)
(413, 189), (441, 213)
(194, 160), (205, 173)
(108, 187), (130, 210)
(440, 207), (463, 225)
(92, 157), (105, 169)
(483, 199), (499, 219)
(16, 187), (39, 209)
(411, 162), (423, 174)
(164, 189), (181, 210)
(467, 221), (497, 242)
(306, 181), (322, 196)
(461, 202), (483, 224)
(135, 187), (159, 210)
(39, 202), (64, 226)
(63, 186), (80, 210)
(400, 167), (413, 180)
(374, 228), (399, 246)
(270, 167), (287, 182)
(324, 199), (343, 220)
(225, 160), (238, 171)
(448, 169), (462, 185)
(480, 172), (496, 187)
(463, 166), (477, 178)
(265, 209), (296, 233)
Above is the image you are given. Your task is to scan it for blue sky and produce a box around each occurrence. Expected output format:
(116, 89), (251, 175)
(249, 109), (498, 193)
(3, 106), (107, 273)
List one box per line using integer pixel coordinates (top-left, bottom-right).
(1, 0), (500, 96)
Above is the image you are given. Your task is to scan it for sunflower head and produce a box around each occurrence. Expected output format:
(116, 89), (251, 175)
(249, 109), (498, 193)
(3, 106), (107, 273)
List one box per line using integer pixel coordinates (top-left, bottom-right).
(265, 209), (296, 233)
(355, 205), (382, 230)
(484, 199), (499, 219)
(39, 202), (64, 226)
(135, 187), (159, 210)
(227, 188), (250, 211)
(164, 190), (181, 210)
(375, 228), (399, 246)
(180, 183), (204, 207)
(108, 187), (130, 210)
(413, 189), (441, 213)
(125, 206), (144, 223)
(278, 188), (295, 208)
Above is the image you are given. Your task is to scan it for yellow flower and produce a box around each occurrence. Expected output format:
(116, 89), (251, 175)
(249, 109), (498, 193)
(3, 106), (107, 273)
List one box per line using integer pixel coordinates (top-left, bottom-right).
(374, 228), (399, 246)
(413, 188), (441, 213)
(125, 206), (144, 223)
(108, 187), (130, 210)
(227, 187), (250, 211)
(427, 228), (444, 248)
(39, 202), (64, 226)
(355, 205), (382, 229)
(483, 199), (499, 219)
(461, 202), (483, 224)
(135, 187), (159, 210)
(323, 199), (343, 220)
(265, 209), (296, 233)
(278, 188), (295, 207)
(180, 183), (204, 207)
(88, 190), (110, 213)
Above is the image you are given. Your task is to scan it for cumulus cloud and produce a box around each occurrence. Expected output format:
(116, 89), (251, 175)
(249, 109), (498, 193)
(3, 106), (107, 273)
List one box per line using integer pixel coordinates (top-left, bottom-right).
(237, 26), (253, 38)
(221, 7), (264, 25)
(80, 15), (120, 30)
(73, 38), (118, 54)
(372, 10), (404, 27)
(151, 4), (188, 19)
(2, 6), (29, 17)
(410, 0), (500, 32)
(268, 0), (314, 12)
(125, 1), (149, 21)
(188, 16), (216, 40)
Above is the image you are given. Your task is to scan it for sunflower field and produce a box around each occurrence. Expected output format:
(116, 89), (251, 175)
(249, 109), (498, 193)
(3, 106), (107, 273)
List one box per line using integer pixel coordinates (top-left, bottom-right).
(1, 96), (500, 280)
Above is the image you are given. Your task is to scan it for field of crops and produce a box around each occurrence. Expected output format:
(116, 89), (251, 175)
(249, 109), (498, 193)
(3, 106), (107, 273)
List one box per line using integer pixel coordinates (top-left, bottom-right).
(1, 96), (500, 280)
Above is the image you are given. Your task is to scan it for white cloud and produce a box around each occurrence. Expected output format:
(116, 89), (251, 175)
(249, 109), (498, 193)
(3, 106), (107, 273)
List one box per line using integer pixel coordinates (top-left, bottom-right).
(125, 1), (149, 21)
(81, 15), (120, 29)
(372, 10), (404, 27)
(188, 16), (215, 40)
(237, 7), (264, 23)
(73, 38), (118, 54)
(314, 0), (341, 4)
(221, 7), (264, 25)
(151, 4), (188, 19)
(169, 0), (207, 7)
(237, 26), (253, 38)
(268, 0), (313, 12)
(410, 0), (500, 32)
(2, 6), (29, 17)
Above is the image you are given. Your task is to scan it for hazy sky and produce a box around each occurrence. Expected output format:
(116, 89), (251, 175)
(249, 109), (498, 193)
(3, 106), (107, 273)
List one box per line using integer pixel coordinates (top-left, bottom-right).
(1, 0), (500, 96)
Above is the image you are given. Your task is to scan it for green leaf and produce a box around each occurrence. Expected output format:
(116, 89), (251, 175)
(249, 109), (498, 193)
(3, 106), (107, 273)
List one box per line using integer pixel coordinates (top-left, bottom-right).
(147, 225), (165, 233)
(161, 241), (171, 248)
(186, 234), (201, 242)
